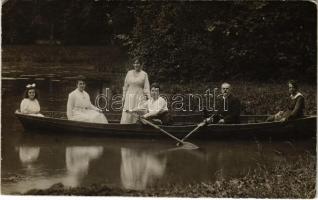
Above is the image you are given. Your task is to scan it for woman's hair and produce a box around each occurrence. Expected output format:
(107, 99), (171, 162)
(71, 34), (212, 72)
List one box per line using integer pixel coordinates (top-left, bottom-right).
(132, 57), (144, 66)
(76, 75), (86, 84)
(23, 88), (38, 99)
(288, 80), (298, 90)
(150, 82), (160, 91)
(133, 57), (141, 62)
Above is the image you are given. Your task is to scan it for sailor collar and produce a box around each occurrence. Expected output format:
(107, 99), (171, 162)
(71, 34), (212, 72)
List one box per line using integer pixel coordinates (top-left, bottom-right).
(290, 92), (303, 100)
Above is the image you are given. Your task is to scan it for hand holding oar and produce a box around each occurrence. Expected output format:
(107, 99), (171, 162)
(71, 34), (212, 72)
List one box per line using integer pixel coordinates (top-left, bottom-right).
(126, 110), (199, 150)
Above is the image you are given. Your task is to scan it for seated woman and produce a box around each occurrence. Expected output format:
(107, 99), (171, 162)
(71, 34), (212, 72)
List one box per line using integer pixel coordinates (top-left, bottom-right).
(19, 83), (44, 117)
(267, 80), (305, 122)
(67, 76), (108, 124)
(131, 83), (170, 125)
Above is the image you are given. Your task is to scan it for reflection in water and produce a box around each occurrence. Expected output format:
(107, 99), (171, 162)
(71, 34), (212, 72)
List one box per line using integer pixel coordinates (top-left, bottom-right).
(19, 146), (40, 165)
(3, 146), (104, 193)
(215, 151), (225, 180)
(120, 148), (167, 190)
(65, 146), (104, 187)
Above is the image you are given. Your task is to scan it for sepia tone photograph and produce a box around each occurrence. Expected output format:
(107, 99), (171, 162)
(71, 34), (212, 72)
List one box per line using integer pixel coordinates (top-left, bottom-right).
(1, 0), (316, 198)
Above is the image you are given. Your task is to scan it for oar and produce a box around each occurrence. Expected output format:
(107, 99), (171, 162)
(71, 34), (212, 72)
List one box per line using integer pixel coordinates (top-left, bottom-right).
(126, 110), (199, 150)
(176, 120), (207, 146)
(184, 121), (207, 140)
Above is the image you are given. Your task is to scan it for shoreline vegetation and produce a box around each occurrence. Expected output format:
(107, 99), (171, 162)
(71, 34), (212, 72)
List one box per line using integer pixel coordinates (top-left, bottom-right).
(2, 46), (317, 115)
(20, 152), (315, 198)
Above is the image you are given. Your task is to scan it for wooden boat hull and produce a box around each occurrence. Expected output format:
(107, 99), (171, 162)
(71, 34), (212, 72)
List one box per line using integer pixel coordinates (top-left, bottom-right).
(15, 111), (316, 139)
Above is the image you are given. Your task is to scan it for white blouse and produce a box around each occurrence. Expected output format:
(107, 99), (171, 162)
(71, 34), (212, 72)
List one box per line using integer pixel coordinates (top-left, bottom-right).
(20, 98), (41, 114)
(138, 96), (168, 116)
(66, 89), (99, 119)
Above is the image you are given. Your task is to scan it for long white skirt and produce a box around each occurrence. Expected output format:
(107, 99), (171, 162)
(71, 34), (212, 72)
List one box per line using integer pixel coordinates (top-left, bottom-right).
(70, 109), (108, 124)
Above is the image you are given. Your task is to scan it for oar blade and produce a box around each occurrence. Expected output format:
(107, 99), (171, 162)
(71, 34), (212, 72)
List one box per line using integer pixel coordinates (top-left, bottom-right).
(180, 141), (199, 150)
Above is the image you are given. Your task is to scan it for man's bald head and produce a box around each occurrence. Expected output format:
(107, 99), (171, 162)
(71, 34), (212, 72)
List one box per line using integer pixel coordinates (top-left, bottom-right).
(221, 82), (231, 97)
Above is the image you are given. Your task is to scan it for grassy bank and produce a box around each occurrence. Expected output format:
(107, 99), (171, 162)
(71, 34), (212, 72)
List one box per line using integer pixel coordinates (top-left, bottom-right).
(22, 152), (315, 198)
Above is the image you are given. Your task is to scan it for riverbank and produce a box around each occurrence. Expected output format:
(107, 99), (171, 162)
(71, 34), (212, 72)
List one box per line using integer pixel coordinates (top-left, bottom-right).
(22, 152), (315, 198)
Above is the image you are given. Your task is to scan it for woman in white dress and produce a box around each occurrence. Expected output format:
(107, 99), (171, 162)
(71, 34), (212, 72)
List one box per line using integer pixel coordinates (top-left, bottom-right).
(67, 77), (108, 123)
(120, 59), (150, 124)
(20, 83), (44, 117)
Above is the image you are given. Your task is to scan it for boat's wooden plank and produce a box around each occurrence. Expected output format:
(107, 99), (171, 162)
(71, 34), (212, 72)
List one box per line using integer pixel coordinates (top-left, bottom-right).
(14, 111), (317, 139)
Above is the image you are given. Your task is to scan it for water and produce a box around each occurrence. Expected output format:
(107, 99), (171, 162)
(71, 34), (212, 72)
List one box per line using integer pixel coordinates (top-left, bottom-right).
(1, 79), (315, 194)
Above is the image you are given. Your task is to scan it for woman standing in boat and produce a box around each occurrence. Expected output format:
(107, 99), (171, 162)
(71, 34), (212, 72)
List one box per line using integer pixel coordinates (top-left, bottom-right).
(267, 80), (305, 122)
(67, 76), (108, 123)
(120, 58), (150, 124)
(19, 83), (44, 117)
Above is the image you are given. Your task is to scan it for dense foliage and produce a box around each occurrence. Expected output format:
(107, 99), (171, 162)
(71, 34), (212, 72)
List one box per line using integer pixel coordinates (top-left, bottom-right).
(2, 1), (316, 83)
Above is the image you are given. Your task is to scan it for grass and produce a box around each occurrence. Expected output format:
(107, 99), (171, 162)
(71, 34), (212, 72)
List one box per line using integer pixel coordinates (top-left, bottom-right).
(22, 152), (316, 198)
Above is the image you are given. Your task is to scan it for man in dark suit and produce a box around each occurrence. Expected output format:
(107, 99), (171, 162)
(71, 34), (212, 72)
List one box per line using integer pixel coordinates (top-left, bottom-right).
(206, 82), (241, 124)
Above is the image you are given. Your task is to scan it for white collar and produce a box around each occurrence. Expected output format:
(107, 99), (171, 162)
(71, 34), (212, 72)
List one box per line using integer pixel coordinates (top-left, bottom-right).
(76, 88), (85, 93)
(290, 92), (303, 100)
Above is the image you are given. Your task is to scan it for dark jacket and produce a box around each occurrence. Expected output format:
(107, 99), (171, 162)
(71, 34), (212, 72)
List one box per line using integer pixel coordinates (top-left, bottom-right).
(214, 94), (241, 124)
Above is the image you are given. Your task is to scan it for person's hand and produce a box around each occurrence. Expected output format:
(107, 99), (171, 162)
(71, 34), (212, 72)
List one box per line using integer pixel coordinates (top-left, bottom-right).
(280, 118), (286, 122)
(198, 121), (206, 127)
(143, 113), (150, 118)
(218, 119), (225, 124)
(206, 117), (212, 123)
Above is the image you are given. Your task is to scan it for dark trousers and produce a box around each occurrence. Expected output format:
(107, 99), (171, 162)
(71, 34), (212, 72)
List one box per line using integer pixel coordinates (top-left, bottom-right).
(147, 111), (171, 125)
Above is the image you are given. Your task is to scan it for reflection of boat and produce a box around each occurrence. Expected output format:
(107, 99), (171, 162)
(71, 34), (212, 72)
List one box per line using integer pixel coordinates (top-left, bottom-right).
(15, 111), (316, 139)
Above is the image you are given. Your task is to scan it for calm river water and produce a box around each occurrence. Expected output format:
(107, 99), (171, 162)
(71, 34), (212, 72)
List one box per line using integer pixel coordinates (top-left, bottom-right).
(1, 79), (316, 194)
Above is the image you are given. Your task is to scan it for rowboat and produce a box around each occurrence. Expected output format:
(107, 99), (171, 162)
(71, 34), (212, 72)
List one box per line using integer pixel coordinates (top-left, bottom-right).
(15, 110), (316, 139)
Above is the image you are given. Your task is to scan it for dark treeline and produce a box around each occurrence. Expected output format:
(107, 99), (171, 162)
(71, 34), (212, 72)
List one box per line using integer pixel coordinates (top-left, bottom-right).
(2, 0), (316, 83)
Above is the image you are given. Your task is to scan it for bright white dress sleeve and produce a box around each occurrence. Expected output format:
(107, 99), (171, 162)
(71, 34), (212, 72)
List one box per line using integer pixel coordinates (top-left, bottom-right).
(34, 99), (41, 113)
(143, 72), (150, 99)
(67, 93), (75, 119)
(148, 98), (167, 117)
(20, 99), (28, 114)
(87, 92), (99, 111)
(122, 71), (130, 100)
(159, 97), (168, 111)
